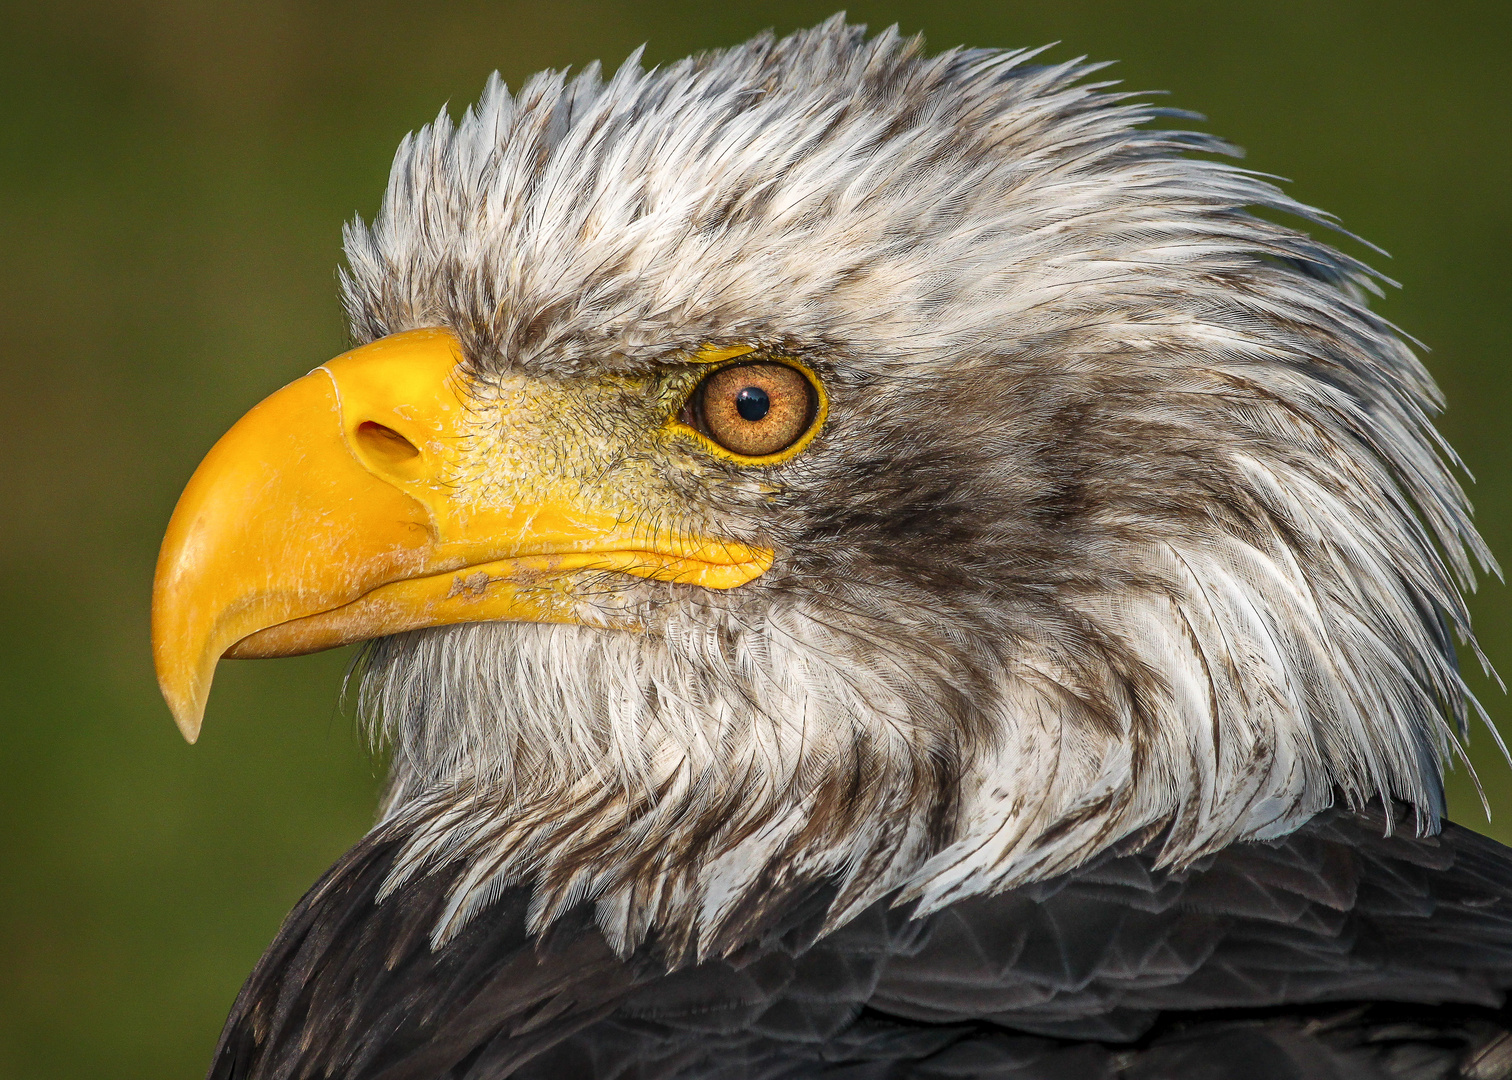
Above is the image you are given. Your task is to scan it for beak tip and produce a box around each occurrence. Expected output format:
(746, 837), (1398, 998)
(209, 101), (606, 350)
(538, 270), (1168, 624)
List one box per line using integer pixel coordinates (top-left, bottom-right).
(158, 671), (208, 744)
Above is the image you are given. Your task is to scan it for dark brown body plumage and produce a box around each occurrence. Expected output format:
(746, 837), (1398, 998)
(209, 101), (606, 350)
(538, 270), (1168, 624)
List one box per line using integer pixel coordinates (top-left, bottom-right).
(215, 804), (1512, 1079)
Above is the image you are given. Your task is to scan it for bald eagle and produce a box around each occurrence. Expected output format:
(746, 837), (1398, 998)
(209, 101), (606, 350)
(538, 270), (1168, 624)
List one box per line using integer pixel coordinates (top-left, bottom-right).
(153, 18), (1512, 1080)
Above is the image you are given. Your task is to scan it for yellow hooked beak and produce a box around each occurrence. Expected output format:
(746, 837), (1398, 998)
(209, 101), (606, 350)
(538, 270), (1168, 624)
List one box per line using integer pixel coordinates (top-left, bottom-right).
(152, 328), (772, 742)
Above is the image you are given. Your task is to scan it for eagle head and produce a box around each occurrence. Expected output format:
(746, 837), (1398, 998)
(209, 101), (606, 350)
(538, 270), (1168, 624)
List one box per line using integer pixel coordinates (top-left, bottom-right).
(153, 18), (1490, 961)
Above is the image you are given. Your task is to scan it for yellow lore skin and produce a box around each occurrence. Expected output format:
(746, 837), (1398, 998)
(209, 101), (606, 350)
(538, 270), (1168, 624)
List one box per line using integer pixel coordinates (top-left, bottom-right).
(152, 329), (775, 742)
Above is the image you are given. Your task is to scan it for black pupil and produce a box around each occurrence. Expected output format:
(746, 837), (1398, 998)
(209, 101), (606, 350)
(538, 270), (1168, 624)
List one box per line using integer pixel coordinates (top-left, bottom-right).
(735, 385), (770, 421)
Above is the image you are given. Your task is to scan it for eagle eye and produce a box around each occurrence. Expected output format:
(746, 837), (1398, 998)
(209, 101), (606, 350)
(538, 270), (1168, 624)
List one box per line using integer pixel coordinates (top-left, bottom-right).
(686, 361), (819, 459)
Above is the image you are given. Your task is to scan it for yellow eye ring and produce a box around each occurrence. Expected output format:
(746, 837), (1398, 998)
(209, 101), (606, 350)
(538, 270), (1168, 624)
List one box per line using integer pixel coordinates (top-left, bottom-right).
(668, 356), (828, 465)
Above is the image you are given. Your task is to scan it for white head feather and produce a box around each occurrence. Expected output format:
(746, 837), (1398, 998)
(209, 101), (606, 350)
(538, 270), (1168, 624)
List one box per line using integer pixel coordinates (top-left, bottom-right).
(342, 18), (1495, 959)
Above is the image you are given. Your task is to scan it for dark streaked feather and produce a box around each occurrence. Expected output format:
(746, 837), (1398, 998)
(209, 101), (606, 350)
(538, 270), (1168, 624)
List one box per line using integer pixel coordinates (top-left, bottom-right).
(211, 805), (1512, 1079)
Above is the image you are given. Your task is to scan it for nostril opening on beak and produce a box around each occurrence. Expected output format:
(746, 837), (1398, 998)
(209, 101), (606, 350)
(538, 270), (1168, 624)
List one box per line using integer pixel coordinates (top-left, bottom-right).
(355, 421), (422, 469)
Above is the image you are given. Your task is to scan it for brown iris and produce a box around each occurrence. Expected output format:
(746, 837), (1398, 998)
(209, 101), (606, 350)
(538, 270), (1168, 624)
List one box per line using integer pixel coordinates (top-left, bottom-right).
(687, 362), (818, 458)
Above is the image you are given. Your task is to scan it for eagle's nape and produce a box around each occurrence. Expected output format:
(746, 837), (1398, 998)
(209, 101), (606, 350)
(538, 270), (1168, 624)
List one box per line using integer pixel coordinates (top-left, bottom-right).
(147, 16), (1512, 1080)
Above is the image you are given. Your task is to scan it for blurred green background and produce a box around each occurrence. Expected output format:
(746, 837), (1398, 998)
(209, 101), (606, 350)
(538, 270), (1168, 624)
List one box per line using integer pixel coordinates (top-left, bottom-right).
(0, 1), (1508, 1075)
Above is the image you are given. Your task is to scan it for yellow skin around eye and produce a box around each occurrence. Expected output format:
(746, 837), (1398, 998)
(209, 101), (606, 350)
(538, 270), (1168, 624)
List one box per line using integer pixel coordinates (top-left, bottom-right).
(665, 352), (829, 466)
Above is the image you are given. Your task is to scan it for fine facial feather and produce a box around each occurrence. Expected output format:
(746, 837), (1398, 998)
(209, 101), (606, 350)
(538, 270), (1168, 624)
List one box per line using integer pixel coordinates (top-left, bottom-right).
(342, 17), (1494, 960)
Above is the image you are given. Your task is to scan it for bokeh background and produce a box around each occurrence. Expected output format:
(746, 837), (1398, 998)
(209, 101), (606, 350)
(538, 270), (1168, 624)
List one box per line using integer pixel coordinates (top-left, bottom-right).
(1, 1), (1508, 1075)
